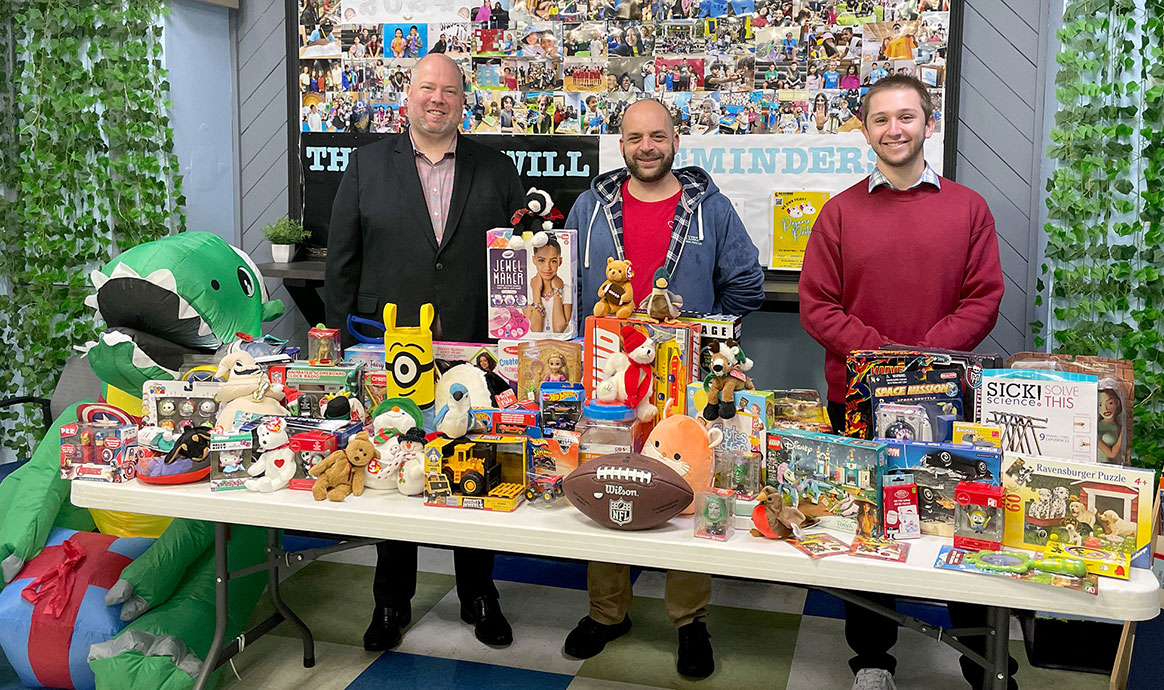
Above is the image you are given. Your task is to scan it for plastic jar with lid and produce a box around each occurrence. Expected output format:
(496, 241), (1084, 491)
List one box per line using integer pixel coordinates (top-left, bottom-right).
(577, 401), (643, 465)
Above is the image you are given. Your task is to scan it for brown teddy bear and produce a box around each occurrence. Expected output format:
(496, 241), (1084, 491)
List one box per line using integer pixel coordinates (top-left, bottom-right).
(593, 257), (635, 319)
(309, 431), (378, 501)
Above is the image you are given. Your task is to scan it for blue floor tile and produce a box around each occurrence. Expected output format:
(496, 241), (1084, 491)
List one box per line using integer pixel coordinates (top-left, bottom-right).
(347, 651), (574, 690)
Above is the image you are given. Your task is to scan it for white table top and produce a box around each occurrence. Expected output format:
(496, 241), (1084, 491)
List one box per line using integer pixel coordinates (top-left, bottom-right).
(71, 480), (1162, 622)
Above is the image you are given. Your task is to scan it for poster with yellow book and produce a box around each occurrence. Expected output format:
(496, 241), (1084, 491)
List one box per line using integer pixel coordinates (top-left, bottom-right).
(771, 191), (830, 270)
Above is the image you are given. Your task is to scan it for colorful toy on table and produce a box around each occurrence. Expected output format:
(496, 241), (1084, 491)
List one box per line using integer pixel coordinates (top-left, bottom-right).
(564, 451), (692, 530)
(516, 339), (582, 401)
(715, 450), (762, 500)
(508, 187), (564, 237)
(645, 267), (683, 323)
(209, 427), (257, 491)
(694, 490), (735, 541)
(525, 429), (579, 507)
(701, 341), (755, 421)
(540, 382), (584, 431)
(643, 411), (722, 515)
(934, 545), (1098, 594)
(593, 257), (635, 319)
(59, 422), (138, 483)
(366, 397), (425, 490)
(435, 383), (474, 439)
(382, 302), (436, 409)
(422, 435), (529, 510)
(309, 431), (378, 502)
(595, 323), (657, 422)
(1044, 540), (1131, 579)
(319, 390), (366, 422)
(749, 485), (813, 540)
(953, 481), (1003, 551)
(789, 533), (851, 559)
(882, 473), (921, 539)
(142, 379), (221, 431)
(214, 351), (287, 430)
(869, 369), (964, 443)
(244, 417), (296, 492)
(395, 427), (428, 496)
(288, 429), (337, 490)
(307, 323), (341, 365)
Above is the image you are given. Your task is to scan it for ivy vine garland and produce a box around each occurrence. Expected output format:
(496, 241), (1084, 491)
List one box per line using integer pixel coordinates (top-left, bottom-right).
(1038, 0), (1164, 471)
(0, 1), (184, 460)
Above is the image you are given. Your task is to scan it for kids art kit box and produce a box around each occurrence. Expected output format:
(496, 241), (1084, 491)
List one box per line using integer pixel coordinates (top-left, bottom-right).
(770, 191), (830, 270)
(686, 384), (765, 456)
(486, 228), (578, 341)
(885, 440), (1002, 538)
(1001, 452), (1155, 569)
(868, 369), (964, 443)
(975, 369), (1098, 464)
(1006, 352), (1135, 466)
(845, 348), (1002, 440)
(764, 429), (888, 537)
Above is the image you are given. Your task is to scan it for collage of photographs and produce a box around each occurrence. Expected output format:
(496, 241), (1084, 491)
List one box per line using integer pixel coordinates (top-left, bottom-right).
(297, 0), (950, 136)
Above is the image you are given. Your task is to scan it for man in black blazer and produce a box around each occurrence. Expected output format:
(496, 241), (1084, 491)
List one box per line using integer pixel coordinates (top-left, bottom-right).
(325, 53), (526, 652)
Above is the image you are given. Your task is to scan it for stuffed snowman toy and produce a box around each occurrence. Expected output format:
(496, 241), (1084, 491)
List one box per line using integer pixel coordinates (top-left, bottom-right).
(396, 428), (428, 496)
(245, 417), (296, 492)
(366, 398), (425, 491)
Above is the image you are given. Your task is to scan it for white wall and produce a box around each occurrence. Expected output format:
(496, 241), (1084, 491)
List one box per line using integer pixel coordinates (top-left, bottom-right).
(166, 0), (236, 242)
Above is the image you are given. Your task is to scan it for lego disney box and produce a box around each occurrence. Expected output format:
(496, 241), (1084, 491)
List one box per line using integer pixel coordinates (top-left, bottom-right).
(486, 228), (577, 341)
(1001, 452), (1155, 569)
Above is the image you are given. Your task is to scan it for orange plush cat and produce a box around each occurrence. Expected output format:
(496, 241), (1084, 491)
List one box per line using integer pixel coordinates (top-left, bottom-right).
(642, 411), (722, 515)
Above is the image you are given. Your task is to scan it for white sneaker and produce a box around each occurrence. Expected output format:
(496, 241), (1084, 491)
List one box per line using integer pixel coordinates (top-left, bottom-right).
(852, 668), (897, 690)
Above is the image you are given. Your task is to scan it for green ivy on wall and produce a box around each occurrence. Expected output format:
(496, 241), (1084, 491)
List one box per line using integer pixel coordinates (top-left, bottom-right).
(0, 1), (185, 459)
(1039, 0), (1164, 470)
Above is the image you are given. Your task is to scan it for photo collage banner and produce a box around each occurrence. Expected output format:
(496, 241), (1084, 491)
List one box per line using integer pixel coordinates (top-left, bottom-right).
(295, 0), (954, 267)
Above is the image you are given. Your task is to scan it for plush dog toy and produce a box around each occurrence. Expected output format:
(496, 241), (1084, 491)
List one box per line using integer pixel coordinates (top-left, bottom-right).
(593, 257), (635, 319)
(642, 411), (722, 515)
(308, 432), (378, 501)
(245, 417), (296, 492)
(750, 485), (814, 540)
(596, 324), (657, 422)
(702, 341), (755, 421)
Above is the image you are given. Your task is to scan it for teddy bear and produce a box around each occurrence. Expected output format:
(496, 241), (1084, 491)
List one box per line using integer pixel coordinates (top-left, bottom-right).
(702, 342), (755, 421)
(308, 431), (378, 502)
(642, 411), (723, 515)
(593, 257), (635, 319)
(245, 417), (297, 493)
(595, 324), (657, 422)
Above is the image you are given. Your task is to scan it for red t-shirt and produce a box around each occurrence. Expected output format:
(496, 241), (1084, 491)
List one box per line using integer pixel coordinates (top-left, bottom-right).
(621, 179), (680, 305)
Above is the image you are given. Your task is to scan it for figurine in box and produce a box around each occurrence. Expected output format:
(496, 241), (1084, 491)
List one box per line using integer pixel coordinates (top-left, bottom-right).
(953, 481), (1003, 551)
(694, 491), (734, 541)
(308, 324), (341, 365)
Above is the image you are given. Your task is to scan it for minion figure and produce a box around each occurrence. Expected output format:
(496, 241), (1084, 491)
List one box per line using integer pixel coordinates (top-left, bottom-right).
(382, 302), (436, 409)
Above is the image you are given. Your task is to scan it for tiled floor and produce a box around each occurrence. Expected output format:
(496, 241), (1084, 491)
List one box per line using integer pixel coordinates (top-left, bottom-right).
(206, 544), (1109, 690)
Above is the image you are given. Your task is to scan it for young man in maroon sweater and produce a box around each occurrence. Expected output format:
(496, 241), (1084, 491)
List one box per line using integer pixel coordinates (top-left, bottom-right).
(799, 76), (1011, 690)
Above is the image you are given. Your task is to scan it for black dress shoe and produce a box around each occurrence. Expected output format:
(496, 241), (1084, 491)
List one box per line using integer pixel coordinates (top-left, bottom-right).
(363, 605), (411, 652)
(563, 615), (631, 659)
(460, 596), (513, 647)
(676, 619), (714, 678)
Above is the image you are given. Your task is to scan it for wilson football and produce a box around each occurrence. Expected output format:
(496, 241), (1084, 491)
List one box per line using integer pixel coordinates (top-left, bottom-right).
(564, 452), (693, 530)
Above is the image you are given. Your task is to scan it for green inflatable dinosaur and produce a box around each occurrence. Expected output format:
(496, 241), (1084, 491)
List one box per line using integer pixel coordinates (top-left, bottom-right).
(0, 232), (285, 690)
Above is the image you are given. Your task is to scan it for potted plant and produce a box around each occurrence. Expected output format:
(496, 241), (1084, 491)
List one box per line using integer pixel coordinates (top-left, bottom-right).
(261, 217), (309, 263)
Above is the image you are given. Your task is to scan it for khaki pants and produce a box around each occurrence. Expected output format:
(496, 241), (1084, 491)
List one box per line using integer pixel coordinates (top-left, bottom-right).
(587, 562), (711, 628)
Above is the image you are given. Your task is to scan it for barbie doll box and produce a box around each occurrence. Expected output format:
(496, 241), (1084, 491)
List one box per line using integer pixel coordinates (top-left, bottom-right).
(486, 228), (578, 341)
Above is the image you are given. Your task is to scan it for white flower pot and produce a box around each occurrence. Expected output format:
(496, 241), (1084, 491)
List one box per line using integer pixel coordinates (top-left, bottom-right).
(271, 243), (296, 263)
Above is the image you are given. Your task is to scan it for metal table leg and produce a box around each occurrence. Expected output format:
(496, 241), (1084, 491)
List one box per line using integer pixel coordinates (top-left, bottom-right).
(193, 523), (229, 690)
(987, 605), (1012, 690)
(267, 528), (316, 667)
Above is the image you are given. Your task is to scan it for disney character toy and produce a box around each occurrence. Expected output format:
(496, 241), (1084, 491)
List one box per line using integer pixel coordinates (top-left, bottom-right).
(593, 257), (635, 319)
(214, 351), (288, 430)
(245, 418), (297, 492)
(645, 267), (683, 323)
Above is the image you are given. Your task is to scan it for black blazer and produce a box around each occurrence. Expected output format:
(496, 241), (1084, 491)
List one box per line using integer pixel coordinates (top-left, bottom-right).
(325, 133), (525, 346)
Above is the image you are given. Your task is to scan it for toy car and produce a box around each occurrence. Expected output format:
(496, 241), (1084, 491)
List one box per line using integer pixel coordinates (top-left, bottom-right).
(921, 450), (992, 480)
(525, 474), (565, 503)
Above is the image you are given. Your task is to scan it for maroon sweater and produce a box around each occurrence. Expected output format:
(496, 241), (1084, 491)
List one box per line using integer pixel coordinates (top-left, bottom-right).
(798, 177), (1005, 403)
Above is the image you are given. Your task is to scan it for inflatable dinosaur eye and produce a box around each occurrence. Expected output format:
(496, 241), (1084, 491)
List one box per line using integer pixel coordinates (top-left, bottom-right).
(237, 266), (255, 298)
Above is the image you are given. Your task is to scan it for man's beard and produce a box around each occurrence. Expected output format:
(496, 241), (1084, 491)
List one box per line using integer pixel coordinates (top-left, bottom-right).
(624, 147), (675, 183)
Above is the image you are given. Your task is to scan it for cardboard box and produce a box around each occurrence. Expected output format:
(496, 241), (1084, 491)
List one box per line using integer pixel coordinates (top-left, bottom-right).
(1044, 540), (1131, 580)
(486, 228), (578, 341)
(59, 422), (138, 482)
(422, 434), (529, 511)
(885, 440), (1002, 538)
(268, 362), (364, 418)
(977, 369), (1098, 464)
(882, 474), (921, 539)
(1001, 452), (1154, 568)
(209, 428), (257, 491)
(343, 343), (385, 369)
(142, 379), (222, 429)
(288, 430), (338, 491)
(952, 422), (1003, 449)
(583, 316), (700, 403)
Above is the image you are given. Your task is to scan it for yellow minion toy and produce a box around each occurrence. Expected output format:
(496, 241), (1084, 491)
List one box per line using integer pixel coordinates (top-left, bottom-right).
(383, 302), (436, 409)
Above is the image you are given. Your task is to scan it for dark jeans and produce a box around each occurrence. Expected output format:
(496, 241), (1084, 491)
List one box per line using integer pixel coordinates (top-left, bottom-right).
(373, 540), (498, 609)
(827, 401), (1019, 689)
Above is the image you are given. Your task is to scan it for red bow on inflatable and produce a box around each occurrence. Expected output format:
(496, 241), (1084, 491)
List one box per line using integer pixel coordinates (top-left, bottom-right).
(21, 539), (85, 618)
(510, 207), (564, 225)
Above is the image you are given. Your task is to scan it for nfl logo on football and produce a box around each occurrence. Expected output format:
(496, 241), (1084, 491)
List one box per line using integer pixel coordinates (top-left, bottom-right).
(609, 499), (633, 526)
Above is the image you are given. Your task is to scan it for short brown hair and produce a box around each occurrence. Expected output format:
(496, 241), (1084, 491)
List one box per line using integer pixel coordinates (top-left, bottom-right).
(861, 75), (934, 122)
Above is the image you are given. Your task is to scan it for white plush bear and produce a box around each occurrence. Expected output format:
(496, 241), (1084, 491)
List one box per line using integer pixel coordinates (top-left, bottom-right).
(245, 418), (296, 492)
(366, 405), (422, 491)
